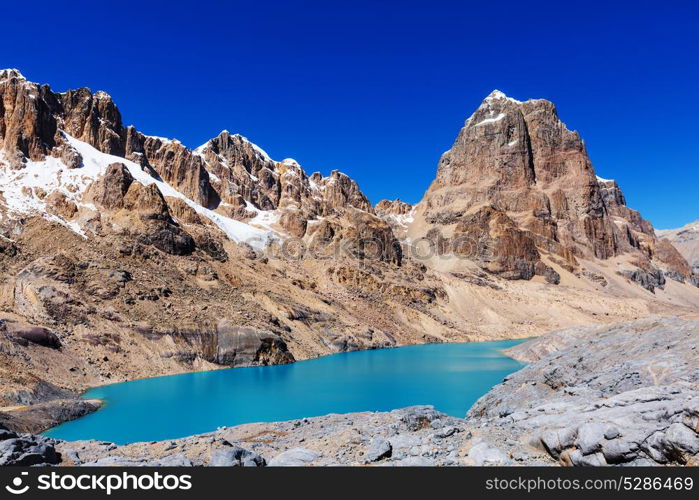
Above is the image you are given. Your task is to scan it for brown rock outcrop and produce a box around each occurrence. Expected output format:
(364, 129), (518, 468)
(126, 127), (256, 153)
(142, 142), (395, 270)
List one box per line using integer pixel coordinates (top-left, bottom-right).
(305, 208), (402, 265)
(60, 88), (124, 156)
(86, 162), (134, 210)
(215, 321), (294, 366)
(375, 199), (413, 217)
(0, 69), (60, 163)
(128, 132), (219, 209)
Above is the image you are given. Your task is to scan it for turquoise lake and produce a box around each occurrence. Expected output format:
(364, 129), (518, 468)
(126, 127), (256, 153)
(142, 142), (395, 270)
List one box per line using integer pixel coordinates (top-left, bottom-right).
(45, 339), (526, 444)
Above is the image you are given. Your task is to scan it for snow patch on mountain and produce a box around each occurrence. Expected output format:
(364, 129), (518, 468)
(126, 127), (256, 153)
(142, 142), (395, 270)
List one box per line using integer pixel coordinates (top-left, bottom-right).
(475, 113), (505, 126)
(596, 175), (614, 183)
(0, 133), (280, 249)
(484, 89), (521, 104)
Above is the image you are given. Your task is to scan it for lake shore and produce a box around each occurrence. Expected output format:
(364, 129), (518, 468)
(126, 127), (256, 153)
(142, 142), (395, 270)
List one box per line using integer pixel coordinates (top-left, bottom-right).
(2, 336), (530, 436)
(44, 339), (525, 443)
(3, 316), (698, 467)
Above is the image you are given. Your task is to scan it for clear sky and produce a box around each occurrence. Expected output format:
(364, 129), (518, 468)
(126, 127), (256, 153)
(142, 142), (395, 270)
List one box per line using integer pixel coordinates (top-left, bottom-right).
(3, 0), (697, 228)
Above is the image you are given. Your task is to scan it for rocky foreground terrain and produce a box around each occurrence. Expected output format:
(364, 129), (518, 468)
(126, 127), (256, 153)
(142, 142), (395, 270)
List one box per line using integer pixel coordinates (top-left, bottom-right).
(1, 69), (699, 434)
(1, 317), (697, 467)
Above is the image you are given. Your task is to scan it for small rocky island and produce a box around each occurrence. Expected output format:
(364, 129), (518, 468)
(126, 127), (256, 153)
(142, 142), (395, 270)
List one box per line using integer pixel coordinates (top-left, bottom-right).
(2, 317), (697, 467)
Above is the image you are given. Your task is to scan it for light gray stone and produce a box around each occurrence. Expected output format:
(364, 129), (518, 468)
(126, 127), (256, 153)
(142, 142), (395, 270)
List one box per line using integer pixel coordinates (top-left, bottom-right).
(267, 447), (321, 466)
(576, 423), (606, 455)
(664, 423), (699, 455)
(388, 434), (422, 450)
(390, 456), (434, 466)
(365, 437), (391, 462)
(468, 442), (511, 466)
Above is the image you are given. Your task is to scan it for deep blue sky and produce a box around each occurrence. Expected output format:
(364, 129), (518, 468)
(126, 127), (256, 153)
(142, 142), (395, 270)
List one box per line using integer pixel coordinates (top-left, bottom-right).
(3, 0), (697, 228)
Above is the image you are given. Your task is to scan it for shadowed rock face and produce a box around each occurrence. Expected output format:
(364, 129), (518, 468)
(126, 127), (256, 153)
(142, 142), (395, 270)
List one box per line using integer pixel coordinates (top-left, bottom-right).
(0, 399), (101, 435)
(0, 427), (61, 466)
(215, 321), (294, 366)
(2, 320), (61, 349)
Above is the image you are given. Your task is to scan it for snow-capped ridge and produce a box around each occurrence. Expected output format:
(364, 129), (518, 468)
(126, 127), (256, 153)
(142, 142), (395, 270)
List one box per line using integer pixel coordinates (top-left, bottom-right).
(0, 132), (279, 248)
(239, 135), (273, 163)
(146, 134), (180, 144)
(199, 130), (275, 164)
(0, 68), (26, 81)
(484, 89), (521, 104)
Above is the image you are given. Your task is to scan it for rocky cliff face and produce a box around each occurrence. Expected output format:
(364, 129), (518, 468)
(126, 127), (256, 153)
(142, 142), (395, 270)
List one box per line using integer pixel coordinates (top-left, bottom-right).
(402, 90), (696, 288)
(658, 220), (699, 279)
(421, 90), (616, 260)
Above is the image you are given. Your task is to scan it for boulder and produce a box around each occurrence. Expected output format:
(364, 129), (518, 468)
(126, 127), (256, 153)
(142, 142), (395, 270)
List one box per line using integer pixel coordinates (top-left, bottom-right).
(467, 441), (511, 466)
(267, 447), (321, 466)
(400, 406), (442, 431)
(0, 434), (60, 466)
(210, 442), (265, 467)
(4, 322), (61, 349)
(365, 436), (392, 462)
(139, 225), (195, 256)
(619, 267), (665, 293)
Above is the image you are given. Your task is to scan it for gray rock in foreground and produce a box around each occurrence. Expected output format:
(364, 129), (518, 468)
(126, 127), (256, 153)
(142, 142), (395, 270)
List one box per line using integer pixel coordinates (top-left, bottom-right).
(365, 436), (392, 462)
(468, 317), (699, 466)
(268, 448), (322, 466)
(0, 429), (60, 466)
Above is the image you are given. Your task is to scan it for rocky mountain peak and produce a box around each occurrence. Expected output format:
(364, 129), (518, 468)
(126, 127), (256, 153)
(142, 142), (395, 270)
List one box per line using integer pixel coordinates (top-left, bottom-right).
(482, 89), (521, 104)
(407, 90), (696, 286)
(0, 68), (26, 81)
(376, 199), (413, 216)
